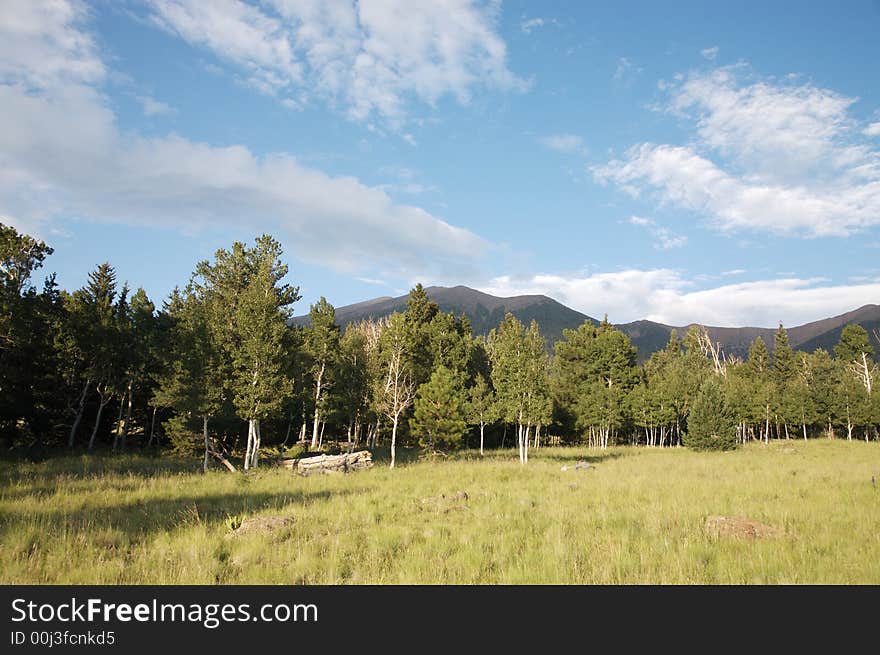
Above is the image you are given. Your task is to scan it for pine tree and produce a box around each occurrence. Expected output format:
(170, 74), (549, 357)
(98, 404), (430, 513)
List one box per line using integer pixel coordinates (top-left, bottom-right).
(465, 373), (495, 454)
(153, 286), (227, 470)
(304, 297), (340, 449)
(194, 236), (300, 470)
(411, 365), (468, 454)
(747, 337), (774, 442)
(772, 324), (797, 439)
(0, 224), (55, 447)
(684, 379), (738, 451)
(402, 283), (439, 388)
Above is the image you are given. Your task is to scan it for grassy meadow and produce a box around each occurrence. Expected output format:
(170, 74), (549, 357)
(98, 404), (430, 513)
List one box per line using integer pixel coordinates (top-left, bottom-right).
(1, 440), (878, 584)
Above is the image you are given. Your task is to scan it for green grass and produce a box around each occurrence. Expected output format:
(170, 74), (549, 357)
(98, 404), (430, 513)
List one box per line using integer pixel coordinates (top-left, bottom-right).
(1, 440), (878, 584)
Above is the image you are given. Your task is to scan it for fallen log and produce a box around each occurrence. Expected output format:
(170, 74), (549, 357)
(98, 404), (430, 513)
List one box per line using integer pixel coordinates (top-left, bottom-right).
(283, 450), (373, 475)
(208, 439), (237, 472)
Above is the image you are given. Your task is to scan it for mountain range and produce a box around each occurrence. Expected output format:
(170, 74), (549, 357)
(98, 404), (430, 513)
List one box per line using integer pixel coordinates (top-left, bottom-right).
(291, 286), (880, 361)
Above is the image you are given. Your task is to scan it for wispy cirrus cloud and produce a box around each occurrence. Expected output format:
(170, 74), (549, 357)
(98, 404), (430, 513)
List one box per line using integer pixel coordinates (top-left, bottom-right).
(628, 216), (687, 250)
(594, 64), (880, 237)
(145, 0), (527, 130)
(538, 133), (588, 156)
(136, 95), (174, 116)
(520, 16), (561, 34)
(700, 46), (719, 61)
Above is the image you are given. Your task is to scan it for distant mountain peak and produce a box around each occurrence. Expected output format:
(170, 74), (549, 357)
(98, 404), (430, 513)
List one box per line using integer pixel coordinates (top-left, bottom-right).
(292, 286), (880, 360)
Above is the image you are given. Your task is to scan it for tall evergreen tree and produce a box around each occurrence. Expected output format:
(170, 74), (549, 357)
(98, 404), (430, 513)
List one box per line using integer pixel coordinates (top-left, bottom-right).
(465, 373), (496, 454)
(684, 379), (738, 451)
(772, 324), (797, 439)
(304, 297), (340, 449)
(411, 365), (468, 453)
(194, 236), (300, 470)
(153, 286), (227, 471)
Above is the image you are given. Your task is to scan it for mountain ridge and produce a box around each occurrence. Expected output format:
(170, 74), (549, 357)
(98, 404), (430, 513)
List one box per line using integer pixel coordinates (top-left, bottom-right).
(291, 286), (880, 360)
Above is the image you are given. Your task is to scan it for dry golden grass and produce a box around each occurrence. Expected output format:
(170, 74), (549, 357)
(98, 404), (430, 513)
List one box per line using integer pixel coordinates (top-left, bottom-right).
(1, 439), (878, 583)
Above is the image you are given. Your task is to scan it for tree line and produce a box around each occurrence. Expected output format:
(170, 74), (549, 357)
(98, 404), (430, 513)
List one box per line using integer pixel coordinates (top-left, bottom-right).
(1, 224), (878, 469)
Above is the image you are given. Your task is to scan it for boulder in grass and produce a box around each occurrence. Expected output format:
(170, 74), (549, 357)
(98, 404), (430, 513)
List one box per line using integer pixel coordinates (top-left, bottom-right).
(705, 515), (782, 540)
(228, 515), (294, 537)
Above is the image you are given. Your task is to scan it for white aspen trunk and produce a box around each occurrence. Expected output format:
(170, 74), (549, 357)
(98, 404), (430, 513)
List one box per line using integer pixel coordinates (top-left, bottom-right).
(311, 362), (325, 449)
(390, 415), (399, 469)
(803, 423), (807, 441)
(252, 419), (261, 468)
(244, 419), (254, 471)
(122, 380), (133, 450)
(299, 422), (307, 443)
(479, 422), (485, 455)
(68, 378), (90, 448)
(764, 407), (770, 444)
(318, 420), (325, 449)
(784, 423), (789, 440)
(524, 425), (530, 464)
(113, 391), (125, 451)
(517, 422), (523, 464)
(148, 406), (157, 447)
(282, 415), (293, 448)
(202, 415), (210, 474)
(88, 385), (109, 451)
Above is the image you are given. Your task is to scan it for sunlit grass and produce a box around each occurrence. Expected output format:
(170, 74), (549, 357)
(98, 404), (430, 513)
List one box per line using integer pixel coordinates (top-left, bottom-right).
(1, 440), (878, 583)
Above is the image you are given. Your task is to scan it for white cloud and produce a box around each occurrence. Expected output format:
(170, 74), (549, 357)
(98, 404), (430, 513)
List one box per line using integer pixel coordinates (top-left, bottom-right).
(0, 0), (105, 88)
(356, 276), (388, 286)
(0, 0), (490, 281)
(481, 270), (880, 327)
(520, 17), (560, 34)
(145, 0), (526, 128)
(700, 46), (719, 61)
(613, 57), (642, 86)
(149, 0), (302, 96)
(538, 133), (587, 155)
(627, 215), (686, 249)
(865, 122), (880, 137)
(136, 95), (174, 116)
(520, 17), (545, 33)
(654, 229), (687, 250)
(594, 65), (880, 237)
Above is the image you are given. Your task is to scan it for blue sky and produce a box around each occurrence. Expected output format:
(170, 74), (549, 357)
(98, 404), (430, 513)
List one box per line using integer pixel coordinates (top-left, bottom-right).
(2, 0), (880, 327)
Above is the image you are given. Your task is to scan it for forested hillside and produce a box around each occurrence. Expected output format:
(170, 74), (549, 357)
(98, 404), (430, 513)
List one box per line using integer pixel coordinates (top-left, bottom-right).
(293, 287), (880, 361)
(2, 223), (878, 469)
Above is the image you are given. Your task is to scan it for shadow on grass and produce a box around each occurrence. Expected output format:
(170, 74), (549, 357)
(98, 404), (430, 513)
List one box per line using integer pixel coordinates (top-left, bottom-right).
(0, 486), (359, 542)
(533, 450), (627, 465)
(440, 448), (629, 465)
(0, 453), (201, 481)
(0, 452), (318, 501)
(368, 446), (421, 466)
